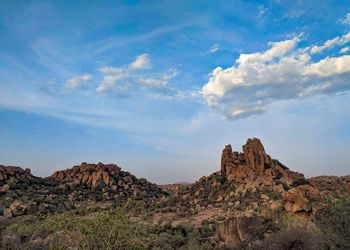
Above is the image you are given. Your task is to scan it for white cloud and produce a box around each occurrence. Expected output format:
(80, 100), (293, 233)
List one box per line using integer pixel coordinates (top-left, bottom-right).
(202, 33), (350, 119)
(96, 54), (153, 94)
(340, 12), (350, 25)
(209, 44), (219, 53)
(258, 5), (268, 18)
(95, 55), (181, 98)
(130, 53), (151, 69)
(340, 46), (349, 54)
(136, 77), (167, 89)
(96, 66), (129, 94)
(310, 32), (350, 54)
(136, 69), (178, 90)
(64, 74), (92, 90)
(304, 55), (350, 77)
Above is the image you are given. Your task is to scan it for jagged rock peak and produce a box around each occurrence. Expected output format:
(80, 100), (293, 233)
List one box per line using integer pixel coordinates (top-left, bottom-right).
(243, 138), (265, 153)
(220, 138), (305, 182)
(221, 138), (272, 179)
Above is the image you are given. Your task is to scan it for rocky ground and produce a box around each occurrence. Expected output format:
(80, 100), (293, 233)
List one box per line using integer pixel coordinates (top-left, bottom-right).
(0, 138), (349, 249)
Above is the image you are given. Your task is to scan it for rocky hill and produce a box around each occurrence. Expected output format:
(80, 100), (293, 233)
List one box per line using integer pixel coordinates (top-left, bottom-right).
(49, 162), (163, 200)
(0, 163), (164, 219)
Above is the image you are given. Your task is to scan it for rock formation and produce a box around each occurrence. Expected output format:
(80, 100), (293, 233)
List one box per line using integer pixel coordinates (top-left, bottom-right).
(221, 138), (303, 182)
(220, 138), (322, 213)
(0, 165), (38, 191)
(0, 163), (164, 218)
(49, 162), (161, 199)
(159, 138), (322, 215)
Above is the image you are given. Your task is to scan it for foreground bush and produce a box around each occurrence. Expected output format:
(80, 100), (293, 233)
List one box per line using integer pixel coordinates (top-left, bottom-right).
(1, 206), (215, 250)
(315, 195), (350, 249)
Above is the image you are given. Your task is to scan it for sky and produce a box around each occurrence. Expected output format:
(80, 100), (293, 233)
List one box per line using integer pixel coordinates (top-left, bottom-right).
(0, 0), (350, 184)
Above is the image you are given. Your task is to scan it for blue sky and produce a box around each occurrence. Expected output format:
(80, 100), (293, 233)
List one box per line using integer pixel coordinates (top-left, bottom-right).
(0, 0), (350, 183)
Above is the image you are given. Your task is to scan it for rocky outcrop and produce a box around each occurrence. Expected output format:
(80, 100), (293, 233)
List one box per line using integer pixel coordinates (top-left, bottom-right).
(50, 163), (122, 189)
(221, 138), (304, 182)
(0, 163), (164, 218)
(49, 162), (163, 199)
(159, 138), (322, 216)
(220, 138), (323, 213)
(0, 165), (39, 192)
(48, 162), (163, 201)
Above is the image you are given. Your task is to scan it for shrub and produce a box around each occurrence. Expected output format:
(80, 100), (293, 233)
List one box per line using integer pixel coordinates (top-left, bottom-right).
(290, 178), (310, 187)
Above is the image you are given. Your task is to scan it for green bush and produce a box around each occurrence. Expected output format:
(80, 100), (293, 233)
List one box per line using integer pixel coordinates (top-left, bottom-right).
(290, 178), (310, 187)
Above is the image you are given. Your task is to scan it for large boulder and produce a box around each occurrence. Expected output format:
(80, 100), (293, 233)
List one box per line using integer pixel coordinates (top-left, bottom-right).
(284, 185), (321, 212)
(3, 201), (37, 218)
(216, 216), (278, 247)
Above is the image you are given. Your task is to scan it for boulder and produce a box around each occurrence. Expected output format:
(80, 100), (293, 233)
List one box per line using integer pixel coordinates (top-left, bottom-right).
(1, 184), (10, 192)
(284, 185), (321, 212)
(3, 208), (13, 218)
(270, 200), (283, 209)
(216, 216), (277, 247)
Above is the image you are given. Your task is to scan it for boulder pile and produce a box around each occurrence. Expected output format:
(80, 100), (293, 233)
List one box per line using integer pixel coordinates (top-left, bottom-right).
(49, 162), (163, 199)
(0, 163), (164, 218)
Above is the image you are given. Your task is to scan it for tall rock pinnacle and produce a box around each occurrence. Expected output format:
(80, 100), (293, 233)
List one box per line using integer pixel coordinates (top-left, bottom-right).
(221, 138), (272, 180)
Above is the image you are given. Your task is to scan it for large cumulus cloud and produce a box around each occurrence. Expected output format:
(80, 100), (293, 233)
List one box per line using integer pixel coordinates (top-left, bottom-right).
(202, 33), (350, 119)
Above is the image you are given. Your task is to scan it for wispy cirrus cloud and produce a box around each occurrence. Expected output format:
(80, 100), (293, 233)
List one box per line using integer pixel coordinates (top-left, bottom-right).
(64, 74), (92, 91)
(310, 32), (350, 54)
(208, 44), (219, 54)
(340, 46), (349, 54)
(95, 54), (182, 98)
(257, 5), (269, 18)
(340, 12), (350, 25)
(130, 53), (151, 69)
(202, 32), (350, 119)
